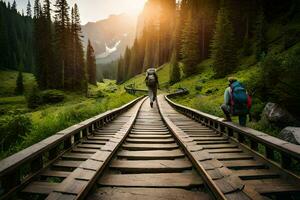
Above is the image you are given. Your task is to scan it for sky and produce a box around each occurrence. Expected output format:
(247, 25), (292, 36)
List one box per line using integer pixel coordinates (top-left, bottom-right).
(5, 0), (147, 24)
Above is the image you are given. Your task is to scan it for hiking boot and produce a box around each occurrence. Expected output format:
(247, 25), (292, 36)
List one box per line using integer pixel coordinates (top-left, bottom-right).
(150, 102), (153, 108)
(222, 117), (232, 122)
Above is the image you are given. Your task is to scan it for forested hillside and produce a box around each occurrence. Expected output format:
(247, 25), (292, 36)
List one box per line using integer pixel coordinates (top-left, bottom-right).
(0, 0), (100, 92)
(0, 0), (34, 72)
(119, 0), (300, 119)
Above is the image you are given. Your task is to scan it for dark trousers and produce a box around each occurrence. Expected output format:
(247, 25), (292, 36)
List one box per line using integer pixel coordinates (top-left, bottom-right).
(148, 86), (157, 104)
(221, 104), (247, 126)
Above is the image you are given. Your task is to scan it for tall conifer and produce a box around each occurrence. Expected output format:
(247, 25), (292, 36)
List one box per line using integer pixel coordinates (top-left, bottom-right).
(181, 11), (200, 76)
(169, 50), (180, 84)
(15, 62), (24, 95)
(26, 0), (32, 17)
(86, 40), (97, 85)
(211, 1), (237, 78)
(54, 0), (70, 89)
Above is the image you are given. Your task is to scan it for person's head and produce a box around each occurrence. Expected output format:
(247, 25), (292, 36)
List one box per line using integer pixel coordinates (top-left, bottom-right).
(228, 77), (237, 84)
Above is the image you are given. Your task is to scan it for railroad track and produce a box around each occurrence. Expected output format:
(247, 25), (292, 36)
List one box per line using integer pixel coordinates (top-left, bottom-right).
(0, 94), (300, 200)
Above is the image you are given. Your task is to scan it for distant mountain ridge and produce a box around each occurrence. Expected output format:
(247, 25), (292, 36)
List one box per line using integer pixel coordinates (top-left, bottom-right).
(82, 14), (137, 64)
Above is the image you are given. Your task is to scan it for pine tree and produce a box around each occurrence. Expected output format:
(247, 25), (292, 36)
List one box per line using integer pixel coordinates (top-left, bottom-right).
(54, 0), (70, 89)
(33, 0), (41, 19)
(255, 6), (266, 61)
(11, 0), (17, 12)
(86, 40), (97, 85)
(169, 50), (180, 84)
(211, 2), (237, 78)
(15, 62), (24, 95)
(42, 0), (55, 89)
(159, 0), (176, 65)
(181, 11), (201, 76)
(72, 3), (85, 89)
(0, 5), (9, 68)
(123, 47), (131, 80)
(26, 0), (32, 17)
(117, 57), (124, 84)
(129, 39), (139, 77)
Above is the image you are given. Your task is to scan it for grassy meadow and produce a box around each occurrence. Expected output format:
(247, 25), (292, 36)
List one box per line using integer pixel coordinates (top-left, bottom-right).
(0, 71), (139, 159)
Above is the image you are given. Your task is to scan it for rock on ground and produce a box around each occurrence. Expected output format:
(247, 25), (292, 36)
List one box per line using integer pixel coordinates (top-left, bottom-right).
(279, 127), (300, 145)
(262, 102), (299, 127)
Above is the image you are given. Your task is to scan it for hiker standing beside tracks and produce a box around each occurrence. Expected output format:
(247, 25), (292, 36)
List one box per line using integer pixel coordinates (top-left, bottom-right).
(145, 68), (159, 108)
(221, 77), (252, 126)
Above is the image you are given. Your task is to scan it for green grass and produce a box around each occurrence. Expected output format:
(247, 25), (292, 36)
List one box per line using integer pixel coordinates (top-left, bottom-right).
(0, 70), (37, 96)
(122, 58), (279, 136)
(0, 72), (140, 159)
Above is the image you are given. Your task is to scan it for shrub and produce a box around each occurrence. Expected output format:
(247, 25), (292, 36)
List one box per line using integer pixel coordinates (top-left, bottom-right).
(27, 87), (42, 109)
(262, 47), (300, 117)
(195, 85), (203, 91)
(250, 98), (265, 121)
(41, 90), (65, 104)
(96, 90), (106, 98)
(0, 115), (32, 151)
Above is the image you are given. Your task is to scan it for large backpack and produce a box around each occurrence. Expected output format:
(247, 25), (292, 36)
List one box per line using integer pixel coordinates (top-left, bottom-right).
(146, 68), (157, 87)
(230, 81), (249, 115)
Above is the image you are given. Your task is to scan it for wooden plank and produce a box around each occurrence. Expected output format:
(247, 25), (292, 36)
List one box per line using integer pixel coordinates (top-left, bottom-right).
(131, 131), (169, 135)
(98, 173), (203, 188)
(46, 192), (76, 200)
(196, 141), (229, 145)
(55, 178), (88, 195)
(52, 160), (82, 168)
(101, 142), (118, 152)
(232, 169), (280, 179)
(62, 153), (92, 160)
(244, 179), (300, 194)
(191, 151), (212, 161)
(94, 133), (116, 136)
(128, 134), (172, 139)
(200, 159), (224, 170)
(207, 167), (232, 180)
(122, 143), (178, 150)
(90, 150), (111, 162)
(189, 134), (221, 138)
(213, 153), (253, 160)
(225, 191), (252, 200)
(208, 148), (243, 154)
(82, 140), (106, 145)
(40, 169), (71, 178)
(117, 150), (184, 160)
(76, 144), (103, 149)
(87, 136), (111, 141)
(214, 175), (244, 194)
(79, 159), (103, 171)
(222, 160), (266, 169)
(23, 182), (58, 194)
(193, 137), (228, 141)
(71, 168), (96, 181)
(87, 187), (211, 200)
(126, 138), (175, 144)
(110, 160), (192, 173)
(133, 126), (167, 129)
(201, 144), (238, 149)
(72, 147), (97, 154)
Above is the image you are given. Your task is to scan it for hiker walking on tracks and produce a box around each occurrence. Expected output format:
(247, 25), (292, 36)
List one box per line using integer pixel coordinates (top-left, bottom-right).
(145, 68), (159, 108)
(221, 77), (251, 126)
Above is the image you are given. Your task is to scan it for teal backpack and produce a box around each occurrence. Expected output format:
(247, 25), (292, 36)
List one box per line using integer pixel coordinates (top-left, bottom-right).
(230, 81), (248, 115)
